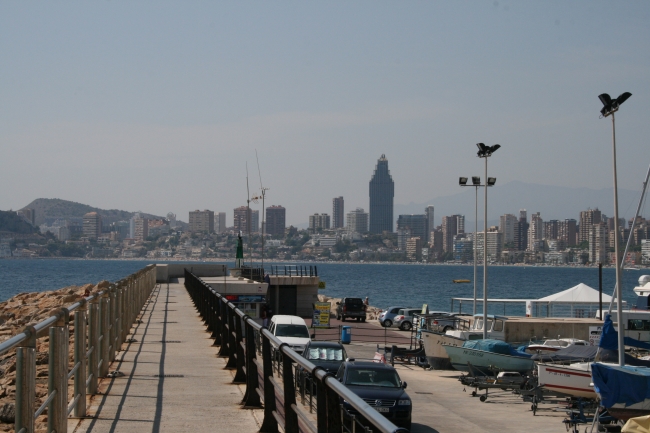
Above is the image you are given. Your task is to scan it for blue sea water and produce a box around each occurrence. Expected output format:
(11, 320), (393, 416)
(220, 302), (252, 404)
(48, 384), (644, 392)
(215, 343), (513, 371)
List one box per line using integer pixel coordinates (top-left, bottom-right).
(0, 259), (645, 316)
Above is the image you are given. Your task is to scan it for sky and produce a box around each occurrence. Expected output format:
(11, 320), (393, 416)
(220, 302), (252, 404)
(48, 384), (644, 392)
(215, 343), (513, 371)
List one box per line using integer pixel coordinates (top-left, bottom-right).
(2, 2), (650, 227)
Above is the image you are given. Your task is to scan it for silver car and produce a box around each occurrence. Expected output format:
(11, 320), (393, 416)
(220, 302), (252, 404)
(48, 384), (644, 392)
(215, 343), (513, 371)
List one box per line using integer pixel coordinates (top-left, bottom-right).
(391, 308), (422, 331)
(378, 306), (407, 328)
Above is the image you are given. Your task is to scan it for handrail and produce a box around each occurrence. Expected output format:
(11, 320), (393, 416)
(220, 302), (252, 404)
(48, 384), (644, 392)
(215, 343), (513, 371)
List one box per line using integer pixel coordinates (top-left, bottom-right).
(184, 269), (405, 433)
(5, 264), (157, 433)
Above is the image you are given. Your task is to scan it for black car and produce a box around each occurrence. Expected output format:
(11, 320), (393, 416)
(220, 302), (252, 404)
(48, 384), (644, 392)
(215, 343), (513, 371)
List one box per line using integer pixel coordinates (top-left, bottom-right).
(336, 360), (412, 430)
(296, 341), (347, 394)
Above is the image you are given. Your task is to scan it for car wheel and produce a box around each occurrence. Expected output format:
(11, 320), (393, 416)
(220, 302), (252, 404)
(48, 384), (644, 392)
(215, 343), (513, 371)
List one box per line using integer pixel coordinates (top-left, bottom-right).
(341, 316), (346, 322)
(400, 321), (412, 331)
(443, 326), (452, 333)
(361, 317), (366, 323)
(336, 314), (341, 320)
(383, 319), (392, 328)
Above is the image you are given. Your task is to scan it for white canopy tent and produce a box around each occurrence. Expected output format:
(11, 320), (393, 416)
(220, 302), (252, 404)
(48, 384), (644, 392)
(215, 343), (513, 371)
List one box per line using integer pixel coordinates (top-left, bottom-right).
(532, 283), (625, 318)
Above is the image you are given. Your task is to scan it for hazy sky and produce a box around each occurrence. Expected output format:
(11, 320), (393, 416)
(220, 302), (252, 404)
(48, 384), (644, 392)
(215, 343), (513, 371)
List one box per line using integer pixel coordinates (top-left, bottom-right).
(2, 2), (650, 226)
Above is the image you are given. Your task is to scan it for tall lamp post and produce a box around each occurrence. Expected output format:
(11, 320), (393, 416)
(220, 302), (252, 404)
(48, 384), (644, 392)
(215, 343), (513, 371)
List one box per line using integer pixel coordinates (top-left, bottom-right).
(598, 91), (632, 367)
(459, 176), (496, 315)
(476, 143), (500, 339)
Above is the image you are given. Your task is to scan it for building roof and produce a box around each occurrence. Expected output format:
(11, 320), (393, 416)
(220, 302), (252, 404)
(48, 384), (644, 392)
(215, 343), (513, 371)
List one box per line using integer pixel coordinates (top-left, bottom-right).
(536, 282), (615, 304)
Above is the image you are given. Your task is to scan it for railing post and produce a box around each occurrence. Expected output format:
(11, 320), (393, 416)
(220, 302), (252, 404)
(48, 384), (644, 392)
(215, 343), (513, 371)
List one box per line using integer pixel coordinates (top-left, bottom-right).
(242, 320), (261, 408)
(15, 325), (36, 433)
(100, 291), (110, 377)
(115, 284), (123, 350)
(218, 300), (229, 357)
(260, 333), (278, 433)
(316, 374), (328, 433)
(282, 346), (299, 433)
(226, 306), (237, 369)
(211, 292), (222, 344)
(48, 309), (69, 433)
(233, 313), (246, 383)
(88, 296), (100, 394)
(326, 383), (344, 433)
(74, 300), (88, 417)
(109, 285), (117, 362)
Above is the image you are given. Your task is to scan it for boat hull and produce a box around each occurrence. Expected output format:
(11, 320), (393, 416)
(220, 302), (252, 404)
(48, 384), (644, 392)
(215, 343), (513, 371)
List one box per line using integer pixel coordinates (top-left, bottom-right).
(443, 345), (535, 373)
(421, 331), (464, 370)
(536, 363), (595, 399)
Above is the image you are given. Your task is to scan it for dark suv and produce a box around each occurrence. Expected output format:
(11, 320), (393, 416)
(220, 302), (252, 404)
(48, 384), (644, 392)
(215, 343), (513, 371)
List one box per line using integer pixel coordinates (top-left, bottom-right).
(336, 360), (412, 430)
(336, 297), (367, 322)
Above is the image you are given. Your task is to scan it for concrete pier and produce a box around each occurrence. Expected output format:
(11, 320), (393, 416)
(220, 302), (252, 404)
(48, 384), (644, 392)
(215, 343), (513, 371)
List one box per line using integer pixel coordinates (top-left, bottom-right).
(72, 279), (262, 433)
(70, 279), (568, 433)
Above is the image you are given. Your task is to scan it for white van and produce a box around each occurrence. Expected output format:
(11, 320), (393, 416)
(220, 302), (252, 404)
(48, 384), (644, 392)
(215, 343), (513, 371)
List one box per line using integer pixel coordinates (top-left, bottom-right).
(268, 315), (311, 355)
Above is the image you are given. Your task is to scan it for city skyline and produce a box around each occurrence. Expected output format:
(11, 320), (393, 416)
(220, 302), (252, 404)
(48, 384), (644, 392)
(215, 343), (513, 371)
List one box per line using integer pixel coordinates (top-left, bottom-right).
(2, 3), (649, 224)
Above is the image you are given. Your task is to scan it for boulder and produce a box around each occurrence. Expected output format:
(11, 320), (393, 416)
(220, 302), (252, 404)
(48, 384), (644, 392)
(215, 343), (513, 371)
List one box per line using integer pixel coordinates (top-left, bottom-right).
(0, 403), (14, 423)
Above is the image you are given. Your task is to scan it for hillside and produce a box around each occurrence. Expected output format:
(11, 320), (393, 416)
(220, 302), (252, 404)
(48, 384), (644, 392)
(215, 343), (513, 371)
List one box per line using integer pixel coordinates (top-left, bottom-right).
(0, 210), (38, 234)
(20, 198), (163, 226)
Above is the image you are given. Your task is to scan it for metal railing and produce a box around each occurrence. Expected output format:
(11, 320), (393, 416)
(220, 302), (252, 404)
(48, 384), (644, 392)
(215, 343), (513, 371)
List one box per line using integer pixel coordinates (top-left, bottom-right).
(184, 269), (406, 433)
(0, 265), (157, 433)
(268, 265), (318, 278)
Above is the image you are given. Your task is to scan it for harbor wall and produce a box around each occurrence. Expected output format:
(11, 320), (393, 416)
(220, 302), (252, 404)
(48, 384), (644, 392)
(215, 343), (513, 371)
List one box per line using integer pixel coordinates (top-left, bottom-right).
(504, 317), (602, 343)
(155, 263), (228, 282)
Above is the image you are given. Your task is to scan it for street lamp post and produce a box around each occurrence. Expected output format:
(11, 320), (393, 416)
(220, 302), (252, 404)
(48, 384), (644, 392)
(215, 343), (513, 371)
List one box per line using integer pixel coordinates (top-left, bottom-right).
(598, 91), (632, 367)
(459, 176), (495, 316)
(475, 143), (500, 339)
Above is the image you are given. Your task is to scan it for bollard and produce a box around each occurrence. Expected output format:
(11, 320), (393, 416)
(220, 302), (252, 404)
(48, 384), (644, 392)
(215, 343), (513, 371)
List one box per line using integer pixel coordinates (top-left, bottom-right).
(15, 326), (36, 433)
(74, 301), (88, 417)
(88, 296), (100, 395)
(100, 292), (110, 377)
(48, 309), (69, 433)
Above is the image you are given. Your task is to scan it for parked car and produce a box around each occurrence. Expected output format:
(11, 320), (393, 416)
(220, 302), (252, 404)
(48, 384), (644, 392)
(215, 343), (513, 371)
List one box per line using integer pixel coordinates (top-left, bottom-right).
(391, 308), (422, 331)
(296, 341), (348, 393)
(378, 306), (407, 328)
(426, 312), (459, 333)
(336, 360), (412, 430)
(268, 315), (311, 355)
(336, 297), (367, 322)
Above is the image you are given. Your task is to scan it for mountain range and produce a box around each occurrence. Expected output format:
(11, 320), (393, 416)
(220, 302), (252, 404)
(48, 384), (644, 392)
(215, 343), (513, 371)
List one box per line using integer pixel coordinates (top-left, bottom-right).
(19, 198), (167, 227)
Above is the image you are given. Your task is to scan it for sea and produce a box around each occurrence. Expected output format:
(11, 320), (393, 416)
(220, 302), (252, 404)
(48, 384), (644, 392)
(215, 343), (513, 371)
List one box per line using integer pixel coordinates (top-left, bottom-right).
(0, 259), (645, 316)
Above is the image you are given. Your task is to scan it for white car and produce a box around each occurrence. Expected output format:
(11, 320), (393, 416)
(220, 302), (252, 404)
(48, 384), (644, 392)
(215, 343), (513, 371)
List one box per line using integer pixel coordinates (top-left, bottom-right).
(268, 315), (311, 355)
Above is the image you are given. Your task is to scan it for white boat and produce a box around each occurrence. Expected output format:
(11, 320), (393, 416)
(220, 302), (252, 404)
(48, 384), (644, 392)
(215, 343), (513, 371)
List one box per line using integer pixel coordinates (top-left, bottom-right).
(443, 340), (535, 374)
(537, 362), (597, 399)
(421, 331), (465, 370)
(421, 314), (506, 370)
(525, 338), (589, 355)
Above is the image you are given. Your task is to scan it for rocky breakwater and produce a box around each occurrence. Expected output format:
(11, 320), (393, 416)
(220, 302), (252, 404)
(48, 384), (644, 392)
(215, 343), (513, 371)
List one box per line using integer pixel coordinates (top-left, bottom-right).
(0, 281), (110, 433)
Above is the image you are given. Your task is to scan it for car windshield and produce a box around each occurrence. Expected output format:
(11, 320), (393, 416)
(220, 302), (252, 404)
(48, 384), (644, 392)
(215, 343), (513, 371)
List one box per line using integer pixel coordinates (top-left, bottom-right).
(345, 368), (401, 388)
(275, 324), (310, 338)
(306, 347), (345, 361)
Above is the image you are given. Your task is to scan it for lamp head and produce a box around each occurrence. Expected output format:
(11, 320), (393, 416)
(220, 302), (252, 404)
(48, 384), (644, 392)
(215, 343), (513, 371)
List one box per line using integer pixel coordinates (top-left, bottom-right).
(487, 177), (497, 186)
(459, 177), (468, 186)
(476, 143), (488, 157)
(472, 176), (481, 186)
(599, 92), (631, 117)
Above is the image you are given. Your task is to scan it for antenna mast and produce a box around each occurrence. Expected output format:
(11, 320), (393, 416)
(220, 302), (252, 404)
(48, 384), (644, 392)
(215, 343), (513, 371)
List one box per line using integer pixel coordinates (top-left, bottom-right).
(253, 149), (270, 271)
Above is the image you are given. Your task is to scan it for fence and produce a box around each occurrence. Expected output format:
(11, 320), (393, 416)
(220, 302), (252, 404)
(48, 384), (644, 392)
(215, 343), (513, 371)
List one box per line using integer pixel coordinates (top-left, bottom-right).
(0, 265), (157, 433)
(184, 269), (407, 433)
(268, 265), (318, 278)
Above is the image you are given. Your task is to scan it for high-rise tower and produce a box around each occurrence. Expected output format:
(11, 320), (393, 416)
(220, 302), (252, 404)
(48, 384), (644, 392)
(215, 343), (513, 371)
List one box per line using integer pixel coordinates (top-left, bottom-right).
(369, 154), (394, 234)
(332, 197), (344, 228)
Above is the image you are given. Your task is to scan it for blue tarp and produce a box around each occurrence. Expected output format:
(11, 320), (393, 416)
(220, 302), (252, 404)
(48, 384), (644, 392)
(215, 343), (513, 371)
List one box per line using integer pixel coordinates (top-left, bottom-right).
(599, 314), (650, 351)
(462, 339), (532, 358)
(592, 363), (650, 408)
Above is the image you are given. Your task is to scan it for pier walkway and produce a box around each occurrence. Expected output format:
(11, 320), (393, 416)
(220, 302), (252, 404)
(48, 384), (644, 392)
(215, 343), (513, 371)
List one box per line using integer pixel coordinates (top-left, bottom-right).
(72, 279), (261, 433)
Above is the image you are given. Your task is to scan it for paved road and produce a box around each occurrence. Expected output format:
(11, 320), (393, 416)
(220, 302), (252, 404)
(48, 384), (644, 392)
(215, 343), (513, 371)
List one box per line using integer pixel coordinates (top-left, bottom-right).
(72, 280), (262, 433)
